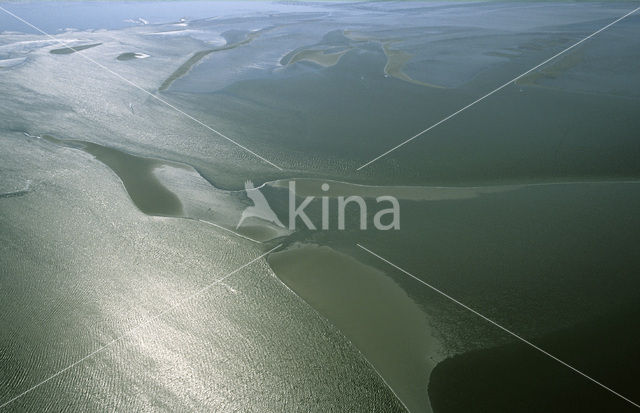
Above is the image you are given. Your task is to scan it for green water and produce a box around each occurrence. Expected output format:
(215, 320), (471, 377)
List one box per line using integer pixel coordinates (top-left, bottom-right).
(2, 2), (640, 412)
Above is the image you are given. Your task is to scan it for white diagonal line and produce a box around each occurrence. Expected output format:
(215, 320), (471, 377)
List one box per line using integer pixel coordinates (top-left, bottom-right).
(356, 243), (640, 410)
(0, 5), (283, 171)
(357, 6), (640, 171)
(194, 218), (262, 244)
(0, 244), (282, 410)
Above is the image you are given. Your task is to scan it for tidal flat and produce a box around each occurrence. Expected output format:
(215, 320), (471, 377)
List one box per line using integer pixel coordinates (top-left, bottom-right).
(1, 1), (640, 412)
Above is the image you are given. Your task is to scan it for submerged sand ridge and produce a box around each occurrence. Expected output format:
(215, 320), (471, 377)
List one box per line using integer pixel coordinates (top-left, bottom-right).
(38, 134), (183, 216)
(50, 43), (102, 55)
(116, 52), (150, 61)
(26, 133), (289, 242)
(158, 27), (275, 91)
(269, 244), (443, 413)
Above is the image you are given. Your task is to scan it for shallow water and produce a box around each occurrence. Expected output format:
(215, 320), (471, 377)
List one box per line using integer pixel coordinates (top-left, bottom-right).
(38, 134), (184, 216)
(269, 244), (441, 413)
(2, 1), (640, 412)
(0, 133), (404, 411)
